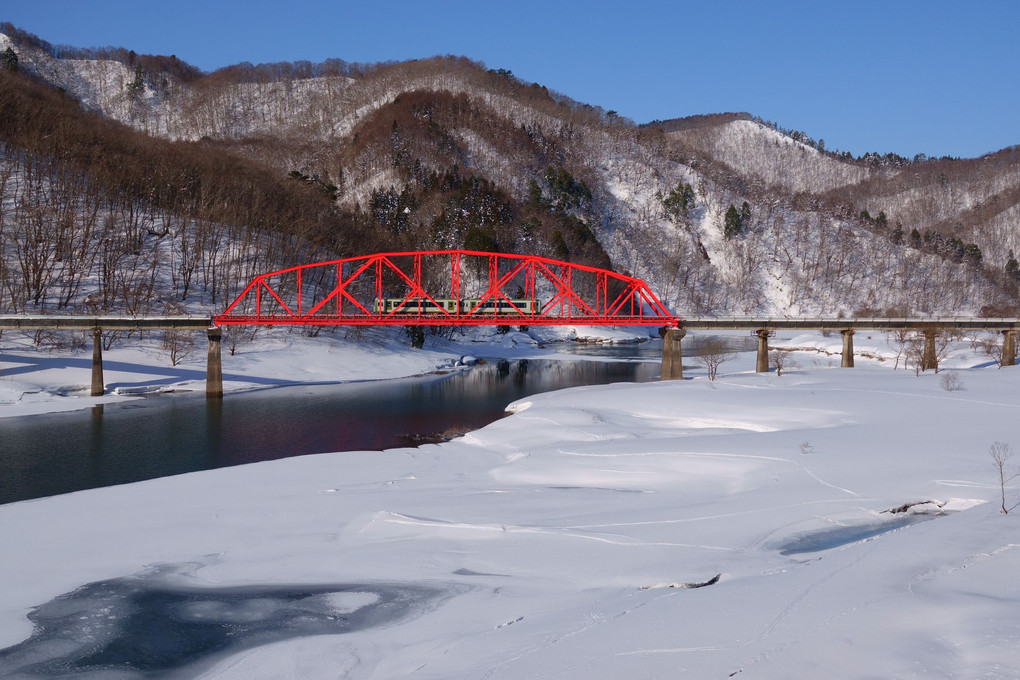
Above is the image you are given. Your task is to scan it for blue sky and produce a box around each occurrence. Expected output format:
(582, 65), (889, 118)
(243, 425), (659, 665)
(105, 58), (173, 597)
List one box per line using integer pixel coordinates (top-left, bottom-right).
(3, 0), (1018, 159)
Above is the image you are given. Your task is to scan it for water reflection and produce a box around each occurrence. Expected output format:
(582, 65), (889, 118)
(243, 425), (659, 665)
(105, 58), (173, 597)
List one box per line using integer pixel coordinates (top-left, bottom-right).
(0, 358), (657, 504)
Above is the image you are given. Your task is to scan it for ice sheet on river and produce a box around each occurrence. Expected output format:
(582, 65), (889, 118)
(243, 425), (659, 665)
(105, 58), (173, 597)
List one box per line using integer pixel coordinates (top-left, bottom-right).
(0, 562), (460, 679)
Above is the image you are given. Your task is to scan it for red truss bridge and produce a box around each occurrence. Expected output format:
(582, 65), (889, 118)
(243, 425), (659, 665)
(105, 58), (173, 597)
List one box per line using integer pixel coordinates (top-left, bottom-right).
(215, 250), (677, 327)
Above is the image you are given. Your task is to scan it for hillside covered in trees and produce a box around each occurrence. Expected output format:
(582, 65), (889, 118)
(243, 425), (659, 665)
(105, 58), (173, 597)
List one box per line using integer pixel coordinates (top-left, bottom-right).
(2, 22), (1019, 327)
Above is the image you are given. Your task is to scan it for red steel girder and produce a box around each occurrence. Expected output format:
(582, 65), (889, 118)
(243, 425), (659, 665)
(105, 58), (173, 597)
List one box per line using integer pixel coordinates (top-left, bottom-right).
(215, 250), (677, 327)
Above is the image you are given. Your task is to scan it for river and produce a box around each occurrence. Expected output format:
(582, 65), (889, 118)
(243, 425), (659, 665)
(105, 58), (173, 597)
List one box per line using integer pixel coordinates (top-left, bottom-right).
(0, 335), (757, 505)
(0, 355), (660, 505)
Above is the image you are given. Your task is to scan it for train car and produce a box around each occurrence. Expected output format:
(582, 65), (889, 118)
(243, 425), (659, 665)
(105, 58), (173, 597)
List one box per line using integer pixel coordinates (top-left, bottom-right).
(461, 299), (535, 314)
(376, 298), (536, 315)
(375, 298), (458, 314)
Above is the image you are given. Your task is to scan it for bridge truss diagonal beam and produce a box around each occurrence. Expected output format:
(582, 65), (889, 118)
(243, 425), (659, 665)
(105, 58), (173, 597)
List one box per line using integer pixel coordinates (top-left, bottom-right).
(215, 250), (677, 327)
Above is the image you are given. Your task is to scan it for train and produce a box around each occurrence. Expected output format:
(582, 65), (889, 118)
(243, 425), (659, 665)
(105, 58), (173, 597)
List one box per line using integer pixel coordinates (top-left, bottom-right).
(375, 298), (536, 314)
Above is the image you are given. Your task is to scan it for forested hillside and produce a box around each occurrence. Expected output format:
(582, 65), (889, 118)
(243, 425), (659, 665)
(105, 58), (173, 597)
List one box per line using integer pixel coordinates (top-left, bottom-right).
(1, 23), (1018, 328)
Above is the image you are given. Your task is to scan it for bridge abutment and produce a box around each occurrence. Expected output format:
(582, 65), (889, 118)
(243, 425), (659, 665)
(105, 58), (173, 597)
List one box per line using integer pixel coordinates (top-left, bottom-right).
(207, 327), (223, 398)
(660, 327), (686, 380)
(841, 329), (855, 367)
(91, 328), (104, 396)
(756, 329), (770, 373)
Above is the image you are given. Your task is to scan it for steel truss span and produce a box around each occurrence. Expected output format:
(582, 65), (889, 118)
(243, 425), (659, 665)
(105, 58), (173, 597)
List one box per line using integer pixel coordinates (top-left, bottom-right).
(215, 250), (677, 327)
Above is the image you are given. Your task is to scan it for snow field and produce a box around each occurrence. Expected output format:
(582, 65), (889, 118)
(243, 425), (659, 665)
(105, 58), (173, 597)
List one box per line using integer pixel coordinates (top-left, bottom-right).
(1, 332), (1019, 678)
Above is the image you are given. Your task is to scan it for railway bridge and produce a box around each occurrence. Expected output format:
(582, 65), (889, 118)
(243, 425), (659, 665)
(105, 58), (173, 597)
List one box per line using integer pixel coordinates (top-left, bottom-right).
(2, 251), (1018, 397)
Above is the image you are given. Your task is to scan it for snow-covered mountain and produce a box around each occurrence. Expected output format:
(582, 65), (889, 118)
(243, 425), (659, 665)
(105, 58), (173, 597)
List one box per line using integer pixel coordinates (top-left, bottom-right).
(2, 25), (1018, 318)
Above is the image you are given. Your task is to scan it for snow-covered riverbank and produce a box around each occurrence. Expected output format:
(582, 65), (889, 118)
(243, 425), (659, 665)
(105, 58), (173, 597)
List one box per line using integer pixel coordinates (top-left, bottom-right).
(2, 329), (1019, 678)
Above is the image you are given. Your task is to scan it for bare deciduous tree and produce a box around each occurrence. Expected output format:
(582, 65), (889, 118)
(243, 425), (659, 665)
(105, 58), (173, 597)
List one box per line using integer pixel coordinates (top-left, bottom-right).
(161, 302), (194, 366)
(887, 329), (911, 370)
(696, 338), (734, 381)
(972, 332), (1004, 367)
(989, 441), (1020, 514)
(770, 350), (796, 377)
(904, 329), (960, 375)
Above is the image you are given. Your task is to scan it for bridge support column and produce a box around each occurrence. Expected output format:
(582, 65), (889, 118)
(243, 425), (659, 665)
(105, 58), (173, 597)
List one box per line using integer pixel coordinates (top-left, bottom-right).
(922, 329), (938, 372)
(206, 327), (223, 398)
(840, 329), (855, 368)
(1002, 330), (1016, 368)
(756, 329), (770, 373)
(91, 328), (104, 396)
(660, 327), (686, 380)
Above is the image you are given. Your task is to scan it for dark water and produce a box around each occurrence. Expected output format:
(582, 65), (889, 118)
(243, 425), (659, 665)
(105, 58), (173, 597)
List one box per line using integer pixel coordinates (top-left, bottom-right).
(0, 357), (658, 505)
(0, 563), (460, 679)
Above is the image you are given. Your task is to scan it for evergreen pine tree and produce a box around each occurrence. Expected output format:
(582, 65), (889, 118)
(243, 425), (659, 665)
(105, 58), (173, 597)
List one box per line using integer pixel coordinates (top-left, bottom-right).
(1006, 250), (1020, 280)
(723, 204), (742, 239)
(527, 179), (544, 208)
(739, 201), (752, 229)
(128, 64), (144, 97)
(662, 181), (696, 222)
(404, 325), (425, 348)
(1, 47), (17, 73)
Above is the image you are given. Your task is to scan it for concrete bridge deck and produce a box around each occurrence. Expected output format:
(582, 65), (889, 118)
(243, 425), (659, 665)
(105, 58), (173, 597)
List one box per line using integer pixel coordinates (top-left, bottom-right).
(0, 315), (214, 330)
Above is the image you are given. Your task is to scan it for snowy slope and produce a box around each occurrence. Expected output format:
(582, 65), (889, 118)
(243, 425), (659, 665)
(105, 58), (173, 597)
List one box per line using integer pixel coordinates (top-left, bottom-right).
(671, 118), (872, 194)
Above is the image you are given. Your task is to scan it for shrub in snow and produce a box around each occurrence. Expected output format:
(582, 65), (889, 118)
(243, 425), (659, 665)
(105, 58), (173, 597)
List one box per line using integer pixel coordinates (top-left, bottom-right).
(939, 371), (963, 392)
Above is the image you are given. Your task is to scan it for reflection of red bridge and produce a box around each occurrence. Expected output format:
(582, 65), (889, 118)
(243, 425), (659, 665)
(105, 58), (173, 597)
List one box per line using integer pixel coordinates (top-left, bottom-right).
(215, 250), (677, 327)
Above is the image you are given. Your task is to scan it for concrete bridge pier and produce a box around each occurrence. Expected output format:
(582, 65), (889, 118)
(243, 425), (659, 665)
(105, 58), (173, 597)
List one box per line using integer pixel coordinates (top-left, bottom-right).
(660, 327), (686, 380)
(1002, 330), (1016, 367)
(756, 329), (770, 373)
(206, 327), (223, 398)
(91, 328), (104, 396)
(922, 329), (939, 372)
(840, 329), (855, 368)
